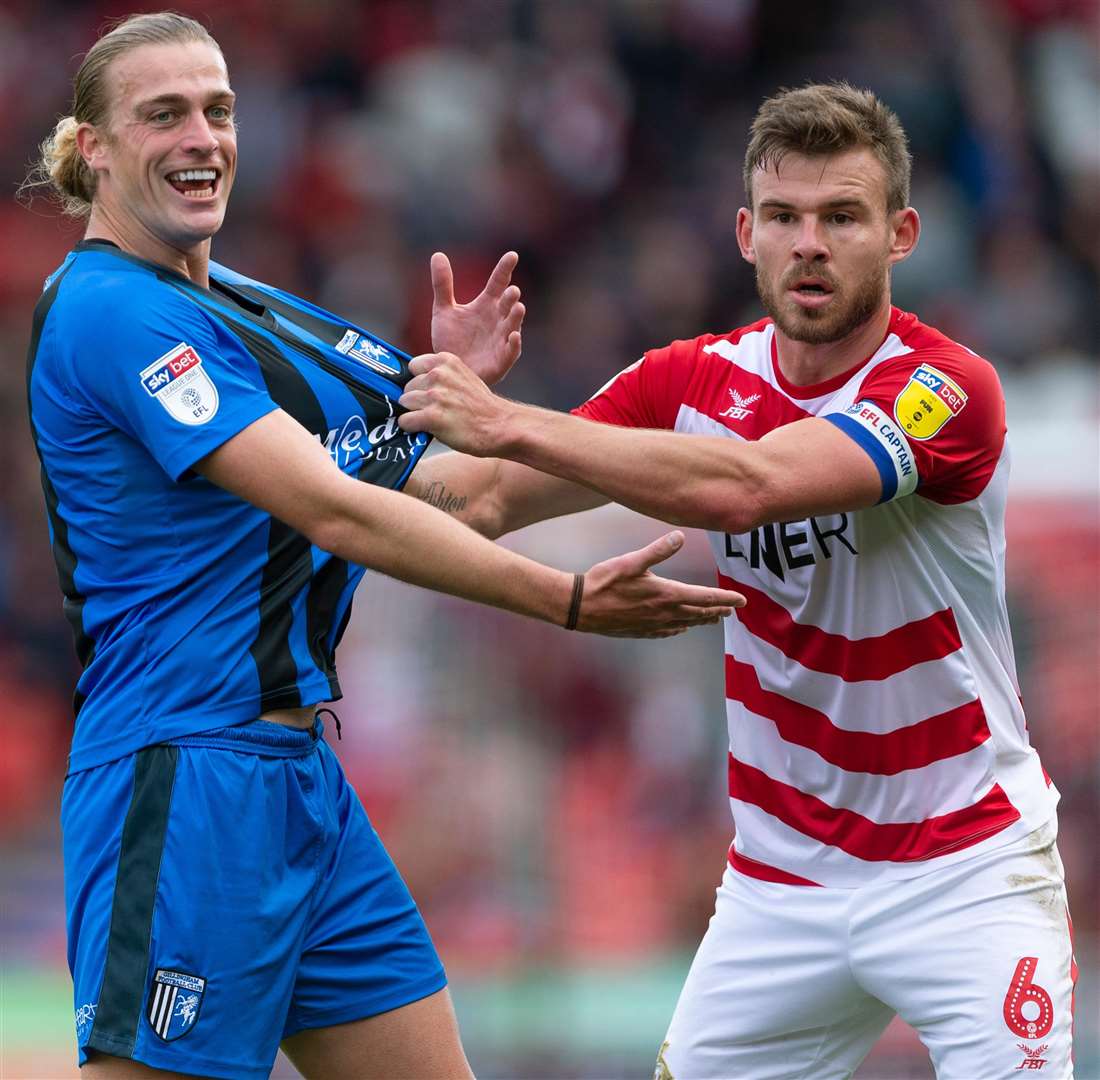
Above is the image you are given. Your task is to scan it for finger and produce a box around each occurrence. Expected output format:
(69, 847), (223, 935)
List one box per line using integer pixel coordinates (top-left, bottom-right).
(505, 301), (525, 333)
(408, 353), (448, 376)
(497, 284), (521, 315)
(397, 409), (432, 433)
(481, 250), (519, 300)
(504, 330), (522, 365)
(430, 252), (455, 309)
(615, 627), (689, 639)
(634, 530), (686, 572)
(669, 606), (731, 621)
(397, 388), (432, 412)
(668, 586), (745, 610)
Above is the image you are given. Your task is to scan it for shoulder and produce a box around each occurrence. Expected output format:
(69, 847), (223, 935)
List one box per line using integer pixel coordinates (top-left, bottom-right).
(647, 317), (774, 368)
(51, 252), (216, 351)
(860, 309), (1004, 412)
(887, 309), (1002, 394)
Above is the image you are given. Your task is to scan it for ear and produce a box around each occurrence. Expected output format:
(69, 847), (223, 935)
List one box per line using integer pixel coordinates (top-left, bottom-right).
(887, 207), (920, 266)
(76, 122), (111, 175)
(736, 206), (756, 265)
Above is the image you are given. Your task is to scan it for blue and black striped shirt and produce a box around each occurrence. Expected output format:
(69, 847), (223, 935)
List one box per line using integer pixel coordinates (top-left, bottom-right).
(27, 240), (430, 771)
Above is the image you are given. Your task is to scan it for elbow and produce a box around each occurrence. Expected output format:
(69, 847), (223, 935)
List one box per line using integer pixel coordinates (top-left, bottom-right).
(301, 509), (357, 562)
(707, 477), (774, 535)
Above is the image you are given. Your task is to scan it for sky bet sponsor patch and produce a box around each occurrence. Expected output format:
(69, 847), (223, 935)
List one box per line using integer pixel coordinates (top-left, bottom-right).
(139, 343), (219, 426)
(894, 363), (967, 440)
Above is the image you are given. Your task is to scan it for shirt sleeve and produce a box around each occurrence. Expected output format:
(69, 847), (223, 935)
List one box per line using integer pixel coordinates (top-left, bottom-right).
(62, 279), (279, 481)
(822, 349), (1006, 504)
(571, 338), (699, 429)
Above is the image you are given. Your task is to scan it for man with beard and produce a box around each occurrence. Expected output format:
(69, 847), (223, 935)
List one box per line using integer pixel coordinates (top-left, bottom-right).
(397, 83), (1076, 1078)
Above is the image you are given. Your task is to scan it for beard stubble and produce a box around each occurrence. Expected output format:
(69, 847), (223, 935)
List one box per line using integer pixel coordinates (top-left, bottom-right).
(756, 262), (888, 345)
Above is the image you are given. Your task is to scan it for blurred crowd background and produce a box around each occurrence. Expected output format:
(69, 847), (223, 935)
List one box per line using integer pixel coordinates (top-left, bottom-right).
(1, 0), (1097, 1077)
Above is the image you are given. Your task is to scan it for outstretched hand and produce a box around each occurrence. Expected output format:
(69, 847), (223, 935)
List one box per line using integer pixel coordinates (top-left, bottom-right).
(430, 251), (525, 386)
(574, 531), (746, 638)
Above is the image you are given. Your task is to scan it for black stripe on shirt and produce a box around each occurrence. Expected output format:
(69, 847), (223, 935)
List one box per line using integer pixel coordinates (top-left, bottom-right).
(25, 266), (97, 703)
(87, 745), (178, 1058)
(179, 297), (343, 703)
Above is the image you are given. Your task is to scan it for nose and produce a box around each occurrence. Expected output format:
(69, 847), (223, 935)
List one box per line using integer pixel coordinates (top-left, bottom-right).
(179, 110), (219, 156)
(791, 217), (829, 263)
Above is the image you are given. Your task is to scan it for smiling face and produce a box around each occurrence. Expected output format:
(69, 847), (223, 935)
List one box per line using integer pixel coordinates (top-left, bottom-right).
(737, 148), (917, 345)
(79, 40), (236, 263)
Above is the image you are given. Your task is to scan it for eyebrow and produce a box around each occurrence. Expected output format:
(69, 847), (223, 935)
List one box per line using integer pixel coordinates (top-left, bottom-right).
(132, 90), (236, 115)
(756, 196), (872, 212)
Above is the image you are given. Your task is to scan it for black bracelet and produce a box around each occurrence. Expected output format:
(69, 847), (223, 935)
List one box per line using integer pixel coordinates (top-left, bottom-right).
(564, 572), (585, 631)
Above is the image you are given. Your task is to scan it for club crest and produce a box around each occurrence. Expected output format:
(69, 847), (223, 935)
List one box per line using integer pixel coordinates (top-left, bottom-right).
(335, 329), (401, 375)
(146, 968), (205, 1042)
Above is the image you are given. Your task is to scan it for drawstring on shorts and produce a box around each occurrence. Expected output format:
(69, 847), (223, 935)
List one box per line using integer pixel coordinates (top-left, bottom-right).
(314, 707), (342, 740)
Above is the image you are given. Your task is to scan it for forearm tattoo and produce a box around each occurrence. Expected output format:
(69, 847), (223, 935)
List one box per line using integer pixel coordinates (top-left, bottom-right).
(417, 480), (468, 515)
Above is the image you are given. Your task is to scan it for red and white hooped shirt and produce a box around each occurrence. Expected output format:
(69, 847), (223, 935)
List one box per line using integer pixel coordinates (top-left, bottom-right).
(575, 307), (1057, 888)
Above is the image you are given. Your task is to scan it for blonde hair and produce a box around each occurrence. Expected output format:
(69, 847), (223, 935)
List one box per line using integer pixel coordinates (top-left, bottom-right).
(24, 12), (221, 216)
(744, 82), (912, 213)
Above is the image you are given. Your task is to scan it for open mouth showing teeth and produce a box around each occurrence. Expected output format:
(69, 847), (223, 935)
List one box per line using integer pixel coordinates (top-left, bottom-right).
(166, 169), (218, 198)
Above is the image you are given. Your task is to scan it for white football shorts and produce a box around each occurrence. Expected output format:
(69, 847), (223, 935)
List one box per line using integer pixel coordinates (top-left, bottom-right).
(657, 820), (1076, 1079)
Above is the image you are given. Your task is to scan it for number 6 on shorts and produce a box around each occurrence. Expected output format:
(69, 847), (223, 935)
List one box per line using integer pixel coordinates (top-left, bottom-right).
(1002, 956), (1053, 1040)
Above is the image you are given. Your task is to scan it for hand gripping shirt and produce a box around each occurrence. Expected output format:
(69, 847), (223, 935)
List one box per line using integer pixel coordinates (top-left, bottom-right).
(576, 308), (1057, 887)
(27, 241), (430, 772)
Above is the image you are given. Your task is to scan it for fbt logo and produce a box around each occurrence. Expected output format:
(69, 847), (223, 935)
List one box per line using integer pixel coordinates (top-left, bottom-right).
(724, 513), (858, 580)
(1014, 1044), (1050, 1071)
(718, 388), (761, 422)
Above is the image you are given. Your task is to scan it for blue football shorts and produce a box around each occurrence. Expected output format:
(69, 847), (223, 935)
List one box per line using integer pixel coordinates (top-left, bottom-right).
(62, 718), (446, 1079)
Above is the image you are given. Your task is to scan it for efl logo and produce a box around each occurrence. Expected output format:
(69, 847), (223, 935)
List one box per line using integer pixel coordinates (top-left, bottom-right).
(893, 363), (967, 440)
(140, 344), (202, 396)
(138, 343), (219, 426)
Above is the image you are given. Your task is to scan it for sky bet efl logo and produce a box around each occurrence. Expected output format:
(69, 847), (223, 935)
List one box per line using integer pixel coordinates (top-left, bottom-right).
(893, 363), (967, 440)
(139, 343), (220, 426)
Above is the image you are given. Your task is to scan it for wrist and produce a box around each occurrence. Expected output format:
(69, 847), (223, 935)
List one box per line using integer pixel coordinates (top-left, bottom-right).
(486, 398), (530, 458)
(564, 572), (585, 630)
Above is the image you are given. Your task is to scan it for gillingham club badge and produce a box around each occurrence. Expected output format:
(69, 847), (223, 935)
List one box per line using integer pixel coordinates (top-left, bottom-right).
(146, 968), (206, 1042)
(893, 363), (967, 440)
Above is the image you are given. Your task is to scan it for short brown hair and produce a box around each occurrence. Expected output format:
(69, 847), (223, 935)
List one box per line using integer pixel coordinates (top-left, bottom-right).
(743, 82), (911, 213)
(23, 12), (222, 216)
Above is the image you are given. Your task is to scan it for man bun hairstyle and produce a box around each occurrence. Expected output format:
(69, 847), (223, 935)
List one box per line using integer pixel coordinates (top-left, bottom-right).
(25, 11), (221, 216)
(743, 82), (911, 213)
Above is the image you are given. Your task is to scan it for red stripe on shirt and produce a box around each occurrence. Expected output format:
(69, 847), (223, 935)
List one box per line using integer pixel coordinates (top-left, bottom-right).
(728, 755), (1020, 862)
(725, 656), (991, 775)
(718, 573), (963, 681)
(681, 357), (813, 440)
(727, 846), (822, 886)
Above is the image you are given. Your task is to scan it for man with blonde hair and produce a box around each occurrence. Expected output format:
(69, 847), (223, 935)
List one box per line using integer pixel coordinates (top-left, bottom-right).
(25, 12), (743, 1078)
(400, 82), (1077, 1078)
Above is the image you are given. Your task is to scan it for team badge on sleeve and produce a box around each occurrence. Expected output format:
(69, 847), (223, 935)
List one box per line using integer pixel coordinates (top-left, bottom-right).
(139, 343), (220, 425)
(146, 968), (205, 1042)
(894, 363), (967, 440)
(335, 329), (401, 375)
